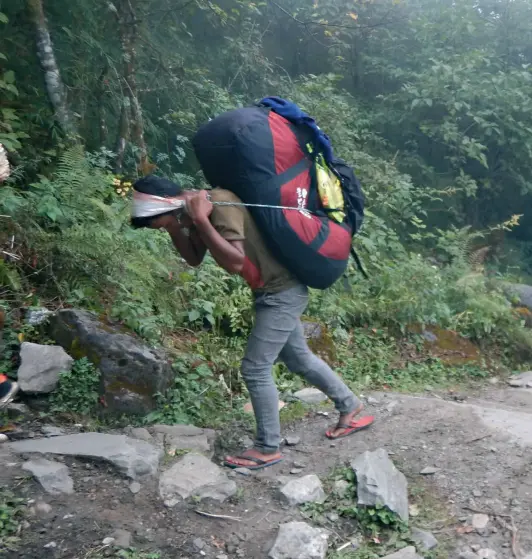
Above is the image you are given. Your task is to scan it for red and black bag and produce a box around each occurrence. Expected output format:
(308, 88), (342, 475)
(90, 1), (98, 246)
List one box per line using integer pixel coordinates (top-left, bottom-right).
(192, 105), (364, 289)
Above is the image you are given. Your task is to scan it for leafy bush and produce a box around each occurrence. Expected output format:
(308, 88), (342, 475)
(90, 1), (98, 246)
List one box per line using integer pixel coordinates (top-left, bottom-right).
(50, 358), (101, 416)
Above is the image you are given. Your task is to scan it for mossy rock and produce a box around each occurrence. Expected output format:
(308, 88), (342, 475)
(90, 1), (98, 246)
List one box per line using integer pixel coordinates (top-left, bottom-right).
(301, 319), (336, 365)
(410, 324), (480, 366)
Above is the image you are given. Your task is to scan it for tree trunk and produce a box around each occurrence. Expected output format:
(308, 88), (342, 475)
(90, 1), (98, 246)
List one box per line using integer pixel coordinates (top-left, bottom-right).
(115, 0), (149, 175)
(114, 97), (130, 174)
(27, 0), (77, 136)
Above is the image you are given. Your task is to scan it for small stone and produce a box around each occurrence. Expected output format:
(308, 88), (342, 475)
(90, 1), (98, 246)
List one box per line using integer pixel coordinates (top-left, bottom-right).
(488, 377), (499, 385)
(102, 537), (115, 545)
(159, 453), (236, 506)
(472, 513), (490, 530)
(477, 549), (497, 559)
(285, 435), (301, 446)
(112, 529), (132, 548)
(63, 514), (74, 519)
(471, 545), (481, 552)
(44, 542), (57, 549)
(367, 396), (379, 404)
(268, 521), (328, 559)
(293, 388), (328, 404)
(473, 489), (482, 497)
(41, 425), (65, 437)
(459, 553), (478, 559)
(410, 527), (438, 550)
(129, 481), (141, 494)
(128, 427), (154, 442)
(290, 468), (304, 475)
(235, 468), (252, 476)
(507, 371), (532, 388)
(34, 501), (52, 516)
(216, 555), (228, 559)
(420, 467), (440, 475)
(280, 474), (326, 506)
(0, 434), (7, 443)
(326, 512), (339, 522)
(193, 538), (206, 550)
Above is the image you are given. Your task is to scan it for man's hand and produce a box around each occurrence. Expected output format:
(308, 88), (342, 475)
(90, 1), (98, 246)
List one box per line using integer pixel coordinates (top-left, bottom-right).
(185, 191), (213, 225)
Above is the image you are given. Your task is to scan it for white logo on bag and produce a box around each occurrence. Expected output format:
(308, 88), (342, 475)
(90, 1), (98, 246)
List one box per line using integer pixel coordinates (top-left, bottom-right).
(296, 187), (312, 219)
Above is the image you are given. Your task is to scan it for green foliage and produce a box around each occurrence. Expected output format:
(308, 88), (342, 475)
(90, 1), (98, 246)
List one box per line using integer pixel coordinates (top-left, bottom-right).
(50, 358), (101, 416)
(0, 490), (24, 551)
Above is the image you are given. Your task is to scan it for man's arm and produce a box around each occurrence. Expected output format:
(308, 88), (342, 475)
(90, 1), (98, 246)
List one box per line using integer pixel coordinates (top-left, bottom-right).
(193, 217), (244, 273)
(186, 191), (245, 274)
(149, 213), (207, 267)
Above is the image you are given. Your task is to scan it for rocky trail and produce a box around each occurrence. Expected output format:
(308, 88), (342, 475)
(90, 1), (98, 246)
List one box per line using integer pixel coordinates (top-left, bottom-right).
(1, 376), (532, 559)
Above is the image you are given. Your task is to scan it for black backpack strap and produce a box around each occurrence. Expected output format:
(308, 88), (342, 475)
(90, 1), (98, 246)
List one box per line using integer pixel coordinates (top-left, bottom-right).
(350, 246), (368, 279)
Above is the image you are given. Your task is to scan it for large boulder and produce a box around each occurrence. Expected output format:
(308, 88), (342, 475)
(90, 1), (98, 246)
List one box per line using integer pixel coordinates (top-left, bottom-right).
(503, 282), (532, 311)
(17, 342), (73, 394)
(47, 309), (173, 414)
(9, 433), (161, 480)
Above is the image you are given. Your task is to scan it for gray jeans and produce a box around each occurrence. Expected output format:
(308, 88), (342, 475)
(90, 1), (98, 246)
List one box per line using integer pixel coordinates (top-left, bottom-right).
(242, 283), (361, 454)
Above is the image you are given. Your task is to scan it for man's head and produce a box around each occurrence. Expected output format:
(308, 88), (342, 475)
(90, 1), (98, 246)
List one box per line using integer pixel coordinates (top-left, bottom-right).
(131, 175), (186, 229)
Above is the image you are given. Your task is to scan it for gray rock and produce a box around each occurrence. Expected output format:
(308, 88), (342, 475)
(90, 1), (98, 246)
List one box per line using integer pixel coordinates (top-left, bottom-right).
(507, 371), (532, 388)
(7, 402), (30, 418)
(31, 501), (52, 516)
(111, 529), (132, 549)
(502, 282), (532, 312)
(22, 458), (74, 495)
(193, 538), (206, 550)
(41, 425), (65, 437)
(459, 553), (478, 559)
(285, 435), (301, 446)
(129, 481), (141, 494)
(351, 448), (409, 522)
(420, 467), (440, 475)
(472, 513), (490, 530)
(280, 474), (325, 506)
(381, 547), (422, 559)
(17, 342), (73, 393)
(477, 550), (497, 559)
(165, 433), (211, 455)
(127, 427), (153, 442)
(152, 424), (204, 436)
(25, 308), (53, 326)
(159, 453), (236, 507)
(334, 479), (350, 497)
(269, 521), (329, 559)
(293, 388), (328, 404)
(10, 433), (161, 479)
(410, 527), (438, 550)
(47, 309), (173, 415)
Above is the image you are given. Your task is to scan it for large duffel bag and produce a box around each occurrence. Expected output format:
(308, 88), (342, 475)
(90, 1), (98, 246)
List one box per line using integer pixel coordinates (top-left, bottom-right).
(192, 103), (364, 289)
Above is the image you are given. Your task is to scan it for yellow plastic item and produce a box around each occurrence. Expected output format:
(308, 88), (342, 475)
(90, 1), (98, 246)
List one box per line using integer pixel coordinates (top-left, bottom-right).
(307, 143), (346, 223)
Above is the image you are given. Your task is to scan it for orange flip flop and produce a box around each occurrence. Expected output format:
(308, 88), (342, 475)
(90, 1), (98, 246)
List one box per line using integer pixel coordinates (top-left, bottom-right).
(326, 415), (375, 440)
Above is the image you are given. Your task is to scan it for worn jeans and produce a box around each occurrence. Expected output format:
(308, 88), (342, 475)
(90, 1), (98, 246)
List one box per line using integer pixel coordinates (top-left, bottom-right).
(241, 283), (361, 454)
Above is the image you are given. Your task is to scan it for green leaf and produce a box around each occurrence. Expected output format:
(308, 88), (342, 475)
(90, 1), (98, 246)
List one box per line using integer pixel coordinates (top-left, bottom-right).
(0, 13), (8, 24)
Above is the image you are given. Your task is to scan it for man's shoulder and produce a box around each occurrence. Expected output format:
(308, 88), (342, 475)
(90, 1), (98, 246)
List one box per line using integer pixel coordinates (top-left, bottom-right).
(210, 188), (242, 204)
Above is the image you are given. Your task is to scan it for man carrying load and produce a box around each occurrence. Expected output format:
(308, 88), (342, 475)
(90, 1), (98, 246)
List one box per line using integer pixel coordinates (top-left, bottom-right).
(132, 98), (373, 470)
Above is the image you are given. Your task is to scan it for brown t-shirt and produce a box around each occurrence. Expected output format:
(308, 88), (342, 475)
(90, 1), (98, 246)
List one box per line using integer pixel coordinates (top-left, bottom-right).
(209, 188), (298, 293)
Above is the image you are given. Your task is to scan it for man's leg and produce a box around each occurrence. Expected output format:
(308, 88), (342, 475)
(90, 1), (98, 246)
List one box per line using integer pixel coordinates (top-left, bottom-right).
(278, 311), (365, 438)
(224, 286), (307, 468)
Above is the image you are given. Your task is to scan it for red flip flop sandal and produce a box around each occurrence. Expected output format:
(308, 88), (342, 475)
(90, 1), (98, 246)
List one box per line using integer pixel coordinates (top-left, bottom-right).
(223, 455), (284, 471)
(326, 415), (375, 440)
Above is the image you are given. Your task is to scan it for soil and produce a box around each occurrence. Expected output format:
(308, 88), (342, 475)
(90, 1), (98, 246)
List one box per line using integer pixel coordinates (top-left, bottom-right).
(1, 383), (531, 559)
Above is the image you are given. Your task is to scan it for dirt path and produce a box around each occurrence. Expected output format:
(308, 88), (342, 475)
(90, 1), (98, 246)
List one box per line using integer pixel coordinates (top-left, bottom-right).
(2, 385), (531, 559)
